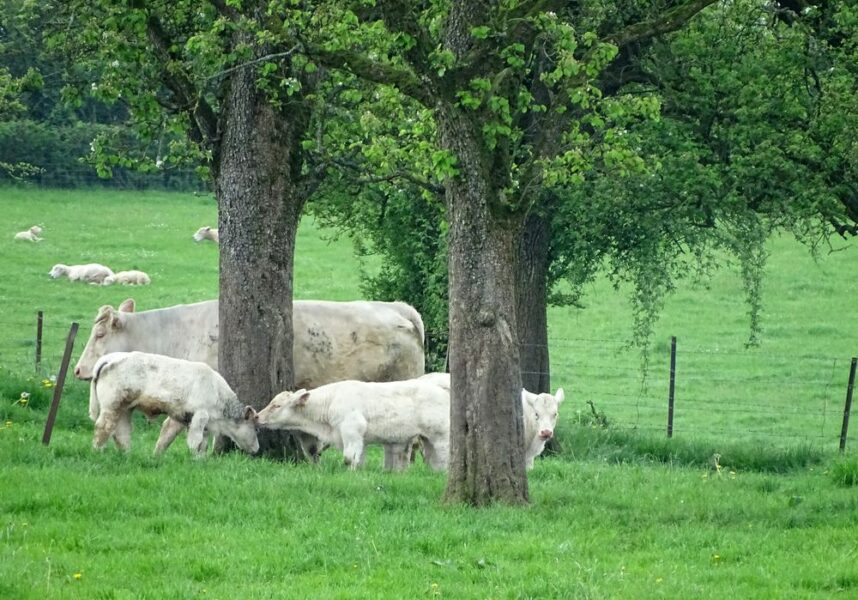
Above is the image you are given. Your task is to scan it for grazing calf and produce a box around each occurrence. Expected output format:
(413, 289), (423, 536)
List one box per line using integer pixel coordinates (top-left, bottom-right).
(89, 351), (259, 456)
(14, 226), (43, 242)
(521, 388), (565, 469)
(254, 379), (450, 471)
(103, 270), (151, 286)
(193, 226), (219, 243)
(417, 372), (565, 469)
(50, 263), (113, 284)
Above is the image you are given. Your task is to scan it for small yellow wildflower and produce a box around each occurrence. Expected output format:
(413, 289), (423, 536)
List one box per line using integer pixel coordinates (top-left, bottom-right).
(655, 577), (663, 584)
(16, 392), (30, 407)
(4, 421), (12, 429)
(42, 379), (54, 389)
(712, 554), (721, 563)
(73, 572), (82, 580)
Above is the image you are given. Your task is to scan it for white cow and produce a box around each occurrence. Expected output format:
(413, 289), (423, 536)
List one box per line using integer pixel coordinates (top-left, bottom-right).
(417, 372), (565, 469)
(74, 298), (425, 459)
(15, 226), (43, 241)
(49, 263), (114, 284)
(103, 270), (151, 286)
(521, 388), (565, 469)
(193, 226), (219, 243)
(254, 379), (450, 471)
(89, 351), (259, 456)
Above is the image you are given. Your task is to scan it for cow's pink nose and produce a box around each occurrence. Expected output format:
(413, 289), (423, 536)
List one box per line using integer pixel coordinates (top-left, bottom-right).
(539, 429), (553, 439)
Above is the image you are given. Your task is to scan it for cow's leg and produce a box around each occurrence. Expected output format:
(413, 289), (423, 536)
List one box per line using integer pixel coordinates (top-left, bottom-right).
(112, 411), (133, 452)
(297, 432), (322, 464)
(93, 410), (120, 450)
(340, 418), (367, 470)
(154, 417), (186, 455)
(422, 436), (449, 472)
(383, 444), (412, 471)
(186, 411), (209, 456)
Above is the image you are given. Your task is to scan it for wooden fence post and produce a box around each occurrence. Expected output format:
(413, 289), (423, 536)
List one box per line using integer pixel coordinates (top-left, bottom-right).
(667, 336), (676, 438)
(35, 310), (43, 374)
(42, 322), (79, 446)
(839, 357), (857, 453)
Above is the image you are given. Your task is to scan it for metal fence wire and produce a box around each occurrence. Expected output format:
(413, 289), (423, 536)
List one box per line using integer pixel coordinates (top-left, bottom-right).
(2, 317), (855, 450)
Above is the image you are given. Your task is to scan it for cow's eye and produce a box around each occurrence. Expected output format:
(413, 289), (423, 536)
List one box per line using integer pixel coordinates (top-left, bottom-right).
(95, 330), (105, 339)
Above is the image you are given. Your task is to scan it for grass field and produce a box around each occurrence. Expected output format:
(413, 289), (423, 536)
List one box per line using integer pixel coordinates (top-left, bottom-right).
(1, 186), (857, 599)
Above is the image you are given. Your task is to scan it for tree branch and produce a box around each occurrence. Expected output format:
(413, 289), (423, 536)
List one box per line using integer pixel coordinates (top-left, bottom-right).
(605, 0), (720, 48)
(308, 46), (434, 107)
(146, 14), (219, 149)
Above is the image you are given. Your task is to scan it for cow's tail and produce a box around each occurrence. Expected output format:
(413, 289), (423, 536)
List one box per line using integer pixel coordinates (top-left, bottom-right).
(89, 355), (114, 422)
(393, 302), (425, 347)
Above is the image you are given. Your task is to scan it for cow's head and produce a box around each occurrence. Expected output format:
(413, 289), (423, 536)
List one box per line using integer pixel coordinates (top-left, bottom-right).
(522, 388), (565, 440)
(253, 389), (311, 429)
(74, 298), (136, 380)
(193, 226), (211, 242)
(49, 264), (68, 278)
(230, 406), (261, 455)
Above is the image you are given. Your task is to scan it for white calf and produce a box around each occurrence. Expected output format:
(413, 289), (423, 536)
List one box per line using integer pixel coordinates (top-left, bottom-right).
(521, 388), (565, 469)
(14, 226), (43, 241)
(193, 226), (219, 243)
(50, 263), (114, 284)
(254, 379), (450, 471)
(89, 351), (259, 456)
(103, 270), (151, 286)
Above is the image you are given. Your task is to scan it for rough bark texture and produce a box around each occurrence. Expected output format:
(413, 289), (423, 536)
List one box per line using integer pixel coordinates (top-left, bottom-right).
(215, 53), (309, 459)
(439, 105), (529, 506)
(516, 210), (551, 395)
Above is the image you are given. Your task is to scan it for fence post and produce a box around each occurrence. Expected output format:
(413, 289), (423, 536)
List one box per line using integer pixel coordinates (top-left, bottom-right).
(35, 310), (43, 374)
(667, 336), (676, 438)
(839, 357), (857, 453)
(42, 322), (79, 446)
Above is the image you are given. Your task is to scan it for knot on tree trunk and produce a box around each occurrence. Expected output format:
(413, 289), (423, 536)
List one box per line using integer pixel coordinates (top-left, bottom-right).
(477, 309), (496, 327)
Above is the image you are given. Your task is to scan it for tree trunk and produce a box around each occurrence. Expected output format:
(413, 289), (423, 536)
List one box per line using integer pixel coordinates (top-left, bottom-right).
(215, 55), (309, 459)
(439, 106), (529, 506)
(516, 209), (551, 394)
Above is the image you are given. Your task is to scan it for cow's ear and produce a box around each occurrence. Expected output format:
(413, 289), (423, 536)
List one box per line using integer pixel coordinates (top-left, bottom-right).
(244, 405), (257, 421)
(520, 389), (530, 405)
(118, 298), (135, 313)
(293, 390), (310, 407)
(109, 308), (124, 330)
(555, 388), (565, 404)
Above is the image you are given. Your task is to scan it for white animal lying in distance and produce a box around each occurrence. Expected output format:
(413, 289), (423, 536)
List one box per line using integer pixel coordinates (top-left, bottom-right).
(49, 263), (113, 284)
(193, 226), (219, 243)
(102, 270), (151, 286)
(14, 225), (43, 242)
(254, 378), (450, 471)
(89, 351), (259, 456)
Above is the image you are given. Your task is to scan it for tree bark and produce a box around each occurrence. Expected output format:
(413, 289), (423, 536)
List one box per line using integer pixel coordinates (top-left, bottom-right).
(215, 51), (309, 459)
(516, 209), (551, 394)
(439, 105), (529, 506)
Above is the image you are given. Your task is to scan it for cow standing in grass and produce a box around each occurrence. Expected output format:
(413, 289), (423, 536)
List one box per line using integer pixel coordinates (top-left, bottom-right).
(89, 351), (259, 456)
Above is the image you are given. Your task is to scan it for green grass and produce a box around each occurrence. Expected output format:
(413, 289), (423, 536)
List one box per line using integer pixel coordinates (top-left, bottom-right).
(2, 186), (858, 598)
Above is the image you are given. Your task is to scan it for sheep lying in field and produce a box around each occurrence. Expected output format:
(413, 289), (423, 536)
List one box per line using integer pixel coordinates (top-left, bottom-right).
(193, 226), (218, 243)
(49, 263), (114, 284)
(102, 270), (151, 286)
(14, 226), (43, 242)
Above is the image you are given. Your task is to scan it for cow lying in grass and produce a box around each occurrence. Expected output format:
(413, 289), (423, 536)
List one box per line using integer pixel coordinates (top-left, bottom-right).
(89, 351), (259, 456)
(253, 379), (451, 471)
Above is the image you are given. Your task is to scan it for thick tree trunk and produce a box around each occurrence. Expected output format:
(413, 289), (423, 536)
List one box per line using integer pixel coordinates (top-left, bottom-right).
(439, 107), (529, 506)
(516, 210), (551, 394)
(214, 56), (309, 459)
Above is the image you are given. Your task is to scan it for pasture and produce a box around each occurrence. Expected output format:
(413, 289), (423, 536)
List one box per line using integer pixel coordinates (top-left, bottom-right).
(1, 187), (857, 599)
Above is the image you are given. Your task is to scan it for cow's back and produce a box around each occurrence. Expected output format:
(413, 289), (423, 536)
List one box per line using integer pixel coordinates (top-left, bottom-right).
(293, 300), (425, 388)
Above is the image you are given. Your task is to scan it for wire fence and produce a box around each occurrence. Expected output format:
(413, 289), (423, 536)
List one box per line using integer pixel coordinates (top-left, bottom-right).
(2, 314), (855, 451)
